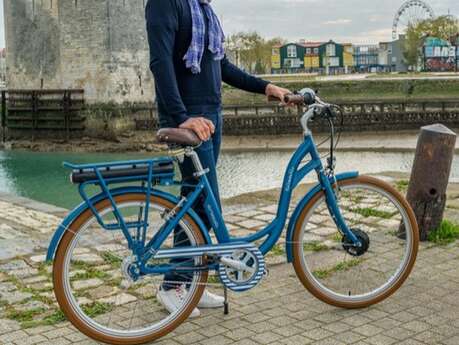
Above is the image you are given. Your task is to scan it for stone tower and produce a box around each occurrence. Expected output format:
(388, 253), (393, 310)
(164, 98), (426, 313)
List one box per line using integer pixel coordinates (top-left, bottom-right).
(3, 0), (154, 104)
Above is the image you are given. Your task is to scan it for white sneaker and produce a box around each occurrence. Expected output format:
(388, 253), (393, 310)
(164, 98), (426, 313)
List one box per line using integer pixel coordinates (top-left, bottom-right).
(198, 289), (225, 309)
(156, 285), (201, 318)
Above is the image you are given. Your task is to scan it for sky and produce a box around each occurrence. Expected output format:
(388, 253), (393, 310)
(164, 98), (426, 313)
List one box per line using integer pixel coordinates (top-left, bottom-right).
(0, 0), (458, 47)
(213, 0), (459, 44)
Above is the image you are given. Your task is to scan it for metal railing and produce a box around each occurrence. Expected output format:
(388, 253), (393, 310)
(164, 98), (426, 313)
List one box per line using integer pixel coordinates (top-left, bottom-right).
(134, 99), (459, 135)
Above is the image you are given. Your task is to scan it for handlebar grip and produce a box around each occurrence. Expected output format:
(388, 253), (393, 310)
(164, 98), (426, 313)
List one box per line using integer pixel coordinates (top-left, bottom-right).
(268, 94), (305, 105)
(284, 94), (305, 105)
(268, 95), (282, 102)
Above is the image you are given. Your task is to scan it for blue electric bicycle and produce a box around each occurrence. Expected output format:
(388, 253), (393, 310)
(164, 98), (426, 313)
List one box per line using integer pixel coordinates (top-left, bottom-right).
(48, 89), (419, 345)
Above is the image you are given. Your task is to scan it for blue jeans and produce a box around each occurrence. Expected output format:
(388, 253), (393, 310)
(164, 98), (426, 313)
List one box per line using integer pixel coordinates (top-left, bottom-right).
(161, 109), (222, 289)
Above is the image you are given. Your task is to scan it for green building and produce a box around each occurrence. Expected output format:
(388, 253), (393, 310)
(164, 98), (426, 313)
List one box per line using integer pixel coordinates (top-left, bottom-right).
(271, 43), (306, 74)
(271, 40), (345, 74)
(318, 40), (345, 74)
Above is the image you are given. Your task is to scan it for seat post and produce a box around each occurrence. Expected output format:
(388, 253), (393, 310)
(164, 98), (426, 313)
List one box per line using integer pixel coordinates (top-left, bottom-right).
(185, 147), (208, 177)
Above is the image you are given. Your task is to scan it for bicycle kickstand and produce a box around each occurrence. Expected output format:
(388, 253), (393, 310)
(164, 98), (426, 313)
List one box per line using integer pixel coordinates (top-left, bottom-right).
(223, 286), (229, 315)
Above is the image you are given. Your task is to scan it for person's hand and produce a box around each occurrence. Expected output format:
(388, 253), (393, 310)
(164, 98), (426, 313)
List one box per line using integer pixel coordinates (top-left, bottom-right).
(179, 117), (215, 141)
(265, 83), (292, 105)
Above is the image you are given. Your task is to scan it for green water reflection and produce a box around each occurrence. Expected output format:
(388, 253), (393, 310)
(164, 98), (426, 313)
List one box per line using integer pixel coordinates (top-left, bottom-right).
(0, 150), (180, 209)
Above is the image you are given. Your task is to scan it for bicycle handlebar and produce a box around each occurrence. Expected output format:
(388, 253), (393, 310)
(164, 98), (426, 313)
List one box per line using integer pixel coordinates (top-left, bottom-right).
(268, 94), (311, 105)
(268, 90), (317, 106)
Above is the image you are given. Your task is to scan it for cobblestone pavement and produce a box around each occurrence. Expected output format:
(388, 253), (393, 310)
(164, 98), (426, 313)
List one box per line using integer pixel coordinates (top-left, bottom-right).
(0, 181), (459, 345)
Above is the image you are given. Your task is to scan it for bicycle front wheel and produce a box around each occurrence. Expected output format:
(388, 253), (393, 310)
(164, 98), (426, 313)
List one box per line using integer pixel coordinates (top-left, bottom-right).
(292, 175), (419, 308)
(53, 193), (208, 345)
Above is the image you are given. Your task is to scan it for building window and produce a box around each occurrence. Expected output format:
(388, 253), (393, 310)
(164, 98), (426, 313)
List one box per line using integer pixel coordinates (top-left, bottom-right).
(306, 48), (312, 54)
(313, 48), (319, 54)
(287, 45), (297, 58)
(326, 44), (336, 57)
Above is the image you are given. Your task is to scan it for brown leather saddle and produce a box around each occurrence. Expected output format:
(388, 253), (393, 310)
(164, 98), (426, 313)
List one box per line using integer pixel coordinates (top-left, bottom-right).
(156, 128), (202, 147)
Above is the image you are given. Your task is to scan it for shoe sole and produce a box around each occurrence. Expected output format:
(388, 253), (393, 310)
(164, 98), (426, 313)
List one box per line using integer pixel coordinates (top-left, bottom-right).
(157, 293), (201, 318)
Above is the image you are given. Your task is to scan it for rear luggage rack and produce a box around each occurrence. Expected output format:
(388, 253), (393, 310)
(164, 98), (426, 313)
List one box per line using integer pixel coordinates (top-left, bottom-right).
(63, 156), (178, 235)
(64, 157), (175, 185)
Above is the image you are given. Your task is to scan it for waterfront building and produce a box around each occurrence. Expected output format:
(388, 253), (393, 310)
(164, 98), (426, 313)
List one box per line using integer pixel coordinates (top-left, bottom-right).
(271, 40), (345, 75)
(319, 40), (345, 75)
(343, 43), (354, 73)
(270, 35), (411, 75)
(378, 42), (392, 72)
(388, 35), (409, 72)
(354, 45), (380, 72)
(303, 42), (322, 72)
(271, 42), (307, 74)
(421, 36), (457, 72)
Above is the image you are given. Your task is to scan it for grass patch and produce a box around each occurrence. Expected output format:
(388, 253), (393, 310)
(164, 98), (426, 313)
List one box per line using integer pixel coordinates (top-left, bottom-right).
(82, 302), (113, 318)
(313, 259), (363, 279)
(350, 207), (396, 219)
(207, 275), (221, 285)
(303, 241), (329, 252)
(22, 310), (67, 329)
(71, 260), (98, 271)
(71, 269), (110, 281)
(328, 233), (343, 243)
(270, 244), (285, 256)
(106, 277), (123, 287)
(428, 220), (459, 245)
(395, 180), (409, 193)
(101, 252), (123, 268)
(37, 261), (53, 278)
(6, 307), (47, 323)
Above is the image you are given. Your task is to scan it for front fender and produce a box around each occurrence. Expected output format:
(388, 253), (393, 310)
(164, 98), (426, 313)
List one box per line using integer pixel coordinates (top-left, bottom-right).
(46, 187), (212, 261)
(285, 171), (359, 262)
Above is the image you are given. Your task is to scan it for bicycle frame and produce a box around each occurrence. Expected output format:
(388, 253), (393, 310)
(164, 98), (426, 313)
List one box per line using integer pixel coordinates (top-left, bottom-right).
(139, 132), (361, 269)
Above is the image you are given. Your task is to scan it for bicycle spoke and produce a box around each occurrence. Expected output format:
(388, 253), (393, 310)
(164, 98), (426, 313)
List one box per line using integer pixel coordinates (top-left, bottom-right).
(59, 198), (207, 338)
(298, 181), (414, 302)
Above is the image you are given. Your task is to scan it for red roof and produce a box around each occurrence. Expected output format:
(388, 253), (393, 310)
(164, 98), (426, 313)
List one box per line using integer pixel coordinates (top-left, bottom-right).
(300, 42), (323, 48)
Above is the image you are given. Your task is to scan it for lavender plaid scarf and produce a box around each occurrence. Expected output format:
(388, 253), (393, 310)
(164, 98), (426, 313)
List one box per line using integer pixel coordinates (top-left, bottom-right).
(184, 0), (225, 74)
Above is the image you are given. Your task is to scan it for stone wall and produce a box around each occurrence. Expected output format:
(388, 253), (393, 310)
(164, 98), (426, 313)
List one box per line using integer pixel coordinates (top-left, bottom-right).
(4, 0), (154, 104)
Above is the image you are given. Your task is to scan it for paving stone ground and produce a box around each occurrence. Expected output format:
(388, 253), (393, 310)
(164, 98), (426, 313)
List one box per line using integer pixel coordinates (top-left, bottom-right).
(0, 180), (458, 345)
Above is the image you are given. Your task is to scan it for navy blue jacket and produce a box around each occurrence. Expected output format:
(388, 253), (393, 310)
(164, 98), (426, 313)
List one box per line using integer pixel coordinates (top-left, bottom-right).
(145, 0), (270, 126)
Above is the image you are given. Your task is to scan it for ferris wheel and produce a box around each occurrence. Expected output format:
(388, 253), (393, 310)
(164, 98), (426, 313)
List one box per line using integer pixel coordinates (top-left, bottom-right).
(392, 0), (435, 39)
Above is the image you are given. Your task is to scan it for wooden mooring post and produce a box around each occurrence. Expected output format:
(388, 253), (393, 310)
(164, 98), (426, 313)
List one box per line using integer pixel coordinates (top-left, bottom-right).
(405, 124), (457, 241)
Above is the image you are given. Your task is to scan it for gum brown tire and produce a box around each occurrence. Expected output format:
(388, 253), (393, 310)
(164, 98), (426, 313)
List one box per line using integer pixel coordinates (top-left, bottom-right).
(53, 193), (208, 345)
(292, 175), (419, 309)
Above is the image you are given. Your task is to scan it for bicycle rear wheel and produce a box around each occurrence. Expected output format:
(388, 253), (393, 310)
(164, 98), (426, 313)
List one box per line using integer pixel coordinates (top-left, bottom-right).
(292, 175), (419, 308)
(53, 193), (208, 345)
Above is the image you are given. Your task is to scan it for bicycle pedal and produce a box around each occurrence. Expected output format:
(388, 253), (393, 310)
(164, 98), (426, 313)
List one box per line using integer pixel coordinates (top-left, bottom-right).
(263, 268), (270, 277)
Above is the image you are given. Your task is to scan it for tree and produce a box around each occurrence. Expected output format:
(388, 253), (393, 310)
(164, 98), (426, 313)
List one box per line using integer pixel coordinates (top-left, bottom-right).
(404, 16), (459, 67)
(226, 32), (286, 74)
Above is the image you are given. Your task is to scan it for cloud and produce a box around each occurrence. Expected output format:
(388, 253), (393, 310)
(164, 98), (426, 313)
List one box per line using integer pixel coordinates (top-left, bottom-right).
(323, 19), (352, 25)
(214, 0), (459, 44)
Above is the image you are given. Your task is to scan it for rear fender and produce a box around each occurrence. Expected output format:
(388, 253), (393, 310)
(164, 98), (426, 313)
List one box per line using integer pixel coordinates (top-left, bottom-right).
(46, 187), (211, 261)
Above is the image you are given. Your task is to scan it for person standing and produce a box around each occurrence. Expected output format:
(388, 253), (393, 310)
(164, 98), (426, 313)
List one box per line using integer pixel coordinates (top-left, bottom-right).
(146, 0), (291, 317)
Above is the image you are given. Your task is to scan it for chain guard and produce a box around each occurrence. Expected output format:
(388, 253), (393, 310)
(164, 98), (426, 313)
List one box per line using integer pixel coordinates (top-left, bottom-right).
(218, 246), (265, 292)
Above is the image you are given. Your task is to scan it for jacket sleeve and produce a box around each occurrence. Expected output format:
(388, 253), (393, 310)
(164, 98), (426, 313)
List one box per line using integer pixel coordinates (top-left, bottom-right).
(146, 0), (189, 125)
(221, 56), (270, 95)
